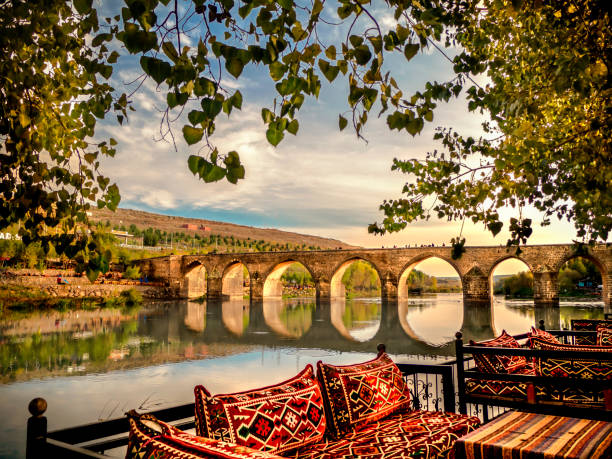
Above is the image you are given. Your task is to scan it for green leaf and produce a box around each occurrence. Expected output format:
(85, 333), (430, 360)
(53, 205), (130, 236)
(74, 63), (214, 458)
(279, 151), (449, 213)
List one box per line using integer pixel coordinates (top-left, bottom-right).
(140, 56), (171, 84)
(487, 221), (503, 236)
(404, 43), (419, 61)
(277, 0), (293, 9)
(266, 125), (284, 146)
(74, 0), (93, 15)
(182, 125), (203, 145)
(325, 45), (336, 60)
(162, 41), (179, 63)
(188, 110), (206, 125)
(339, 114), (348, 131)
(194, 77), (217, 97)
(231, 91), (243, 109)
(269, 61), (286, 81)
(354, 45), (372, 65)
(201, 98), (222, 119)
(188, 155), (203, 174)
(287, 119), (299, 135)
(226, 58), (245, 78)
(318, 59), (339, 82)
(204, 165), (226, 183)
(261, 108), (274, 123)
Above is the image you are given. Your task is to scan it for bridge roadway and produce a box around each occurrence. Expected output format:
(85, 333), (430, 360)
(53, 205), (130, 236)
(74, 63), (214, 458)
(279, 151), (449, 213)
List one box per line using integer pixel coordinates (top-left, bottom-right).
(138, 298), (565, 357)
(135, 244), (612, 310)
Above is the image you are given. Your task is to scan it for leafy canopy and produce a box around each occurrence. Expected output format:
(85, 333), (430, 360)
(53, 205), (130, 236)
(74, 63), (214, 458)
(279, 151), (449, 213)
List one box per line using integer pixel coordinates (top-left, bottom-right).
(1, 0), (610, 280)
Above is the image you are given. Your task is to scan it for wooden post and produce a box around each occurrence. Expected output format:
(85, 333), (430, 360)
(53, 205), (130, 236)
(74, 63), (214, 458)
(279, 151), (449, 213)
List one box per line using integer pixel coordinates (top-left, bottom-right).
(455, 332), (467, 415)
(26, 397), (47, 459)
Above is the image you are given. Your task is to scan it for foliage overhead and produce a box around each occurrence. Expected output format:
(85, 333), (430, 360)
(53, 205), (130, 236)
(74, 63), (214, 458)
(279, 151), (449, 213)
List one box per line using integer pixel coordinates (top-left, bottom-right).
(1, 0), (610, 281)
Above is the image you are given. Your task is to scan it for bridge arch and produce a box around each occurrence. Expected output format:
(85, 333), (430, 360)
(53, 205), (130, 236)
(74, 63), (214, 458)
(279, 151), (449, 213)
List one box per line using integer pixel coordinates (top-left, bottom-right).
(181, 261), (207, 299)
(488, 256), (533, 300)
(262, 259), (316, 298)
(397, 254), (462, 299)
(329, 257), (382, 299)
(221, 260), (250, 298)
(556, 253), (608, 307)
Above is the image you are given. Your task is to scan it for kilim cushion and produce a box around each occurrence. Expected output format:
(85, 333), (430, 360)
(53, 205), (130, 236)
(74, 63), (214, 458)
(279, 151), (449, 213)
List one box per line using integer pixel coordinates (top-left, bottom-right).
(469, 330), (527, 374)
(530, 337), (612, 379)
(125, 410), (283, 459)
(528, 326), (560, 345)
(597, 326), (612, 346)
(194, 365), (326, 455)
(291, 410), (481, 458)
(316, 353), (411, 439)
(571, 319), (612, 345)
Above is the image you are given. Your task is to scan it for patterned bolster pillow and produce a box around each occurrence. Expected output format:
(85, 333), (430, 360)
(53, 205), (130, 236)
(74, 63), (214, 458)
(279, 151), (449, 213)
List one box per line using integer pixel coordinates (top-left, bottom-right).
(316, 353), (411, 439)
(194, 364), (326, 455)
(596, 326), (612, 347)
(469, 330), (528, 374)
(530, 337), (612, 379)
(126, 410), (283, 459)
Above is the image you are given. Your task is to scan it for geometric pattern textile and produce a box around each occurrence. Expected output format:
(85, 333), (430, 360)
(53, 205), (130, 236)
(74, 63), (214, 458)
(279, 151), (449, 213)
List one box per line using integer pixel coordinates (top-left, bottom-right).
(469, 330), (527, 374)
(466, 378), (607, 408)
(528, 326), (560, 346)
(125, 410), (284, 459)
(316, 353), (412, 439)
(194, 365), (326, 455)
(529, 336), (612, 379)
(453, 410), (612, 459)
(597, 327), (612, 346)
(291, 410), (481, 459)
(571, 319), (612, 345)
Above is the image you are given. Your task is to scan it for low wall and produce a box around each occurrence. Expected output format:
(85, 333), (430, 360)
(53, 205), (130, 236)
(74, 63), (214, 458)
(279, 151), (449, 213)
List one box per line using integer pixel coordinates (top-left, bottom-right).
(41, 284), (172, 299)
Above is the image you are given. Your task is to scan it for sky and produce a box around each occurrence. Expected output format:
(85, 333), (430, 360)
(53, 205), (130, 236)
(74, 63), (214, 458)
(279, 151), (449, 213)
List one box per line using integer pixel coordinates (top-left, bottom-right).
(95, 1), (581, 276)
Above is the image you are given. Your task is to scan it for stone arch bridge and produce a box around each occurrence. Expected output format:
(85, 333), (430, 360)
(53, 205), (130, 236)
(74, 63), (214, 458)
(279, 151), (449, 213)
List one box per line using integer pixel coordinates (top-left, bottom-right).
(135, 244), (611, 310)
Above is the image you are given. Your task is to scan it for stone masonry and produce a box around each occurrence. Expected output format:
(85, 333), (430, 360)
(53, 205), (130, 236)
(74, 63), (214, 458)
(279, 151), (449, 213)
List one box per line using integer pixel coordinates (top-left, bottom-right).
(135, 244), (612, 310)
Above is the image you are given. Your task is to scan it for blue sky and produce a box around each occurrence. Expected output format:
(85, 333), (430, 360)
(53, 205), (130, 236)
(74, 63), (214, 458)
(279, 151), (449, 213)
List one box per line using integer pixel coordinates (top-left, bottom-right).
(95, 1), (579, 275)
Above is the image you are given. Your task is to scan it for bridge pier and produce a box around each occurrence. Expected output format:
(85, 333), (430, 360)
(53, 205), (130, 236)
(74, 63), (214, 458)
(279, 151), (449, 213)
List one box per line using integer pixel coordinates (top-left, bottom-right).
(381, 279), (398, 303)
(533, 271), (559, 307)
(461, 271), (490, 305)
(250, 279), (265, 301)
(206, 277), (223, 299)
(316, 280), (332, 302)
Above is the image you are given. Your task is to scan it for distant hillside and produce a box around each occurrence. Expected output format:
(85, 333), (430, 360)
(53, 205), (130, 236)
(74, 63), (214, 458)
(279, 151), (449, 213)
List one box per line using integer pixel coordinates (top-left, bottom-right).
(90, 208), (357, 250)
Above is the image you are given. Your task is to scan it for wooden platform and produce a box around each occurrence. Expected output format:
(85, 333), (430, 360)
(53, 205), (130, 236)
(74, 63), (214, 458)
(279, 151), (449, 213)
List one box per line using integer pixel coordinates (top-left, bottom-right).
(453, 410), (612, 459)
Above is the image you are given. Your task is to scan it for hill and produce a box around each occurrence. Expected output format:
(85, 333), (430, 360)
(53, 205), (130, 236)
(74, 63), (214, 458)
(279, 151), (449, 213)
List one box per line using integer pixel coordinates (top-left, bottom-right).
(90, 208), (357, 250)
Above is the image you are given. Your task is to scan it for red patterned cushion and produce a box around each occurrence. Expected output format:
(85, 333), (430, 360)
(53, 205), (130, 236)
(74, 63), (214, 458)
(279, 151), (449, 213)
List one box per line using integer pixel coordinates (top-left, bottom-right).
(529, 326), (560, 344)
(292, 410), (480, 458)
(469, 330), (527, 374)
(194, 365), (326, 455)
(597, 326), (612, 346)
(126, 411), (283, 459)
(316, 353), (411, 439)
(530, 337), (612, 379)
(572, 319), (612, 345)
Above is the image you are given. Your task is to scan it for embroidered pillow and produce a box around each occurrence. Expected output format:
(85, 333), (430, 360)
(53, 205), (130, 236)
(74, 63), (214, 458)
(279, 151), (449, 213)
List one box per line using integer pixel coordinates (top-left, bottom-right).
(530, 338), (612, 379)
(469, 330), (526, 374)
(316, 353), (411, 439)
(596, 326), (612, 347)
(126, 411), (283, 459)
(571, 319), (612, 345)
(528, 327), (560, 346)
(194, 365), (326, 455)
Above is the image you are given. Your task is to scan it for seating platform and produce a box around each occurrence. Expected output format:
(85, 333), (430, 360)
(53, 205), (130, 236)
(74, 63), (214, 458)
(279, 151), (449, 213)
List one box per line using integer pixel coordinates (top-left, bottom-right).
(453, 410), (612, 459)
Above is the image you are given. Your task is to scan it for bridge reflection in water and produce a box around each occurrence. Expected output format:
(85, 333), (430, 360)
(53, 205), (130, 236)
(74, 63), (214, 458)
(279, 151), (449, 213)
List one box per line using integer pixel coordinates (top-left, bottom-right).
(152, 296), (563, 357)
(1, 295), (573, 385)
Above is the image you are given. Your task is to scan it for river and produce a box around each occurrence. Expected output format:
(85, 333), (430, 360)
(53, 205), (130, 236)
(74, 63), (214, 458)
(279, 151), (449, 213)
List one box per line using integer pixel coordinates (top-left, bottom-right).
(0, 293), (605, 457)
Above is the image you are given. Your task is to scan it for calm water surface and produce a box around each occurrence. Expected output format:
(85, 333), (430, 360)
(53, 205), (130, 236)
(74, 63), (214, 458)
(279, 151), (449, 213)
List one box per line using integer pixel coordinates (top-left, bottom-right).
(0, 293), (604, 457)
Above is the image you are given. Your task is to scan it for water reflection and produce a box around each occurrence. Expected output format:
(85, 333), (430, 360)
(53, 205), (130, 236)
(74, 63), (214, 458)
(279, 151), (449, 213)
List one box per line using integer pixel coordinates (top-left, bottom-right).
(400, 294), (463, 346)
(263, 299), (313, 338)
(331, 298), (381, 342)
(0, 294), (606, 458)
